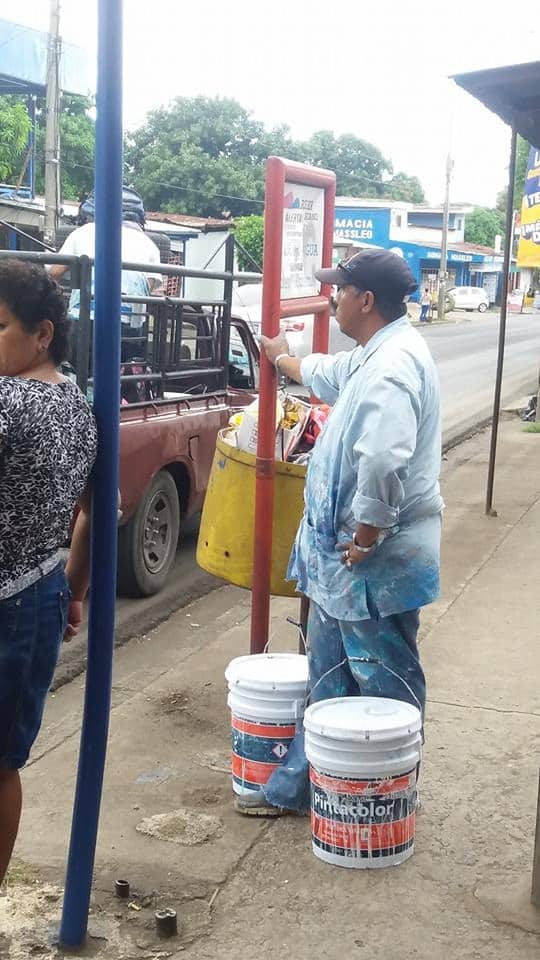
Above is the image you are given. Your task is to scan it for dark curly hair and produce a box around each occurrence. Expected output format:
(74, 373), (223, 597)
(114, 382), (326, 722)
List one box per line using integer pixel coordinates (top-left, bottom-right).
(0, 259), (71, 365)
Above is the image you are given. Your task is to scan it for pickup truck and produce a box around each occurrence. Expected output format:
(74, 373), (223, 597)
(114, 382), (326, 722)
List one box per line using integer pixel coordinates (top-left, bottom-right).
(114, 308), (259, 597)
(62, 244), (261, 598)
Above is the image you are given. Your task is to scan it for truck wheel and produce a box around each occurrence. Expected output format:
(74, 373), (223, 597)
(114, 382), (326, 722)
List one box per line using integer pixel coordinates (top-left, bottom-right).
(117, 470), (180, 597)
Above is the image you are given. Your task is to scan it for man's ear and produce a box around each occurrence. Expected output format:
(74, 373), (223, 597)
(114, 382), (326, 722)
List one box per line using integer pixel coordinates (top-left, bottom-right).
(361, 291), (375, 313)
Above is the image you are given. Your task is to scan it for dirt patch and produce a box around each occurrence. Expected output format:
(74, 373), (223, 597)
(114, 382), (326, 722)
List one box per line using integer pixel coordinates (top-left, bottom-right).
(0, 881), (212, 958)
(155, 690), (218, 734)
(181, 787), (225, 808)
(136, 808), (223, 846)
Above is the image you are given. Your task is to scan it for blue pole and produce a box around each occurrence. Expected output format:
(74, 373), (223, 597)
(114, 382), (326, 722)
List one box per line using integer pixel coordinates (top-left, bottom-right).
(59, 0), (123, 948)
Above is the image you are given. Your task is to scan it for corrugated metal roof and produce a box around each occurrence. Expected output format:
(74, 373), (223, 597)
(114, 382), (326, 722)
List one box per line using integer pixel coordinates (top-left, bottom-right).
(453, 61), (540, 149)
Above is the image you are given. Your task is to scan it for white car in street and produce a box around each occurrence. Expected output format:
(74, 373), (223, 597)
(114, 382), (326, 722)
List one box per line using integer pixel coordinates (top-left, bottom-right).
(448, 286), (490, 312)
(232, 283), (355, 358)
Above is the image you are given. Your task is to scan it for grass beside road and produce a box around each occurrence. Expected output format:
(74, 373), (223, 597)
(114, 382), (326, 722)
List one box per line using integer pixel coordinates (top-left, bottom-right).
(524, 422), (540, 433)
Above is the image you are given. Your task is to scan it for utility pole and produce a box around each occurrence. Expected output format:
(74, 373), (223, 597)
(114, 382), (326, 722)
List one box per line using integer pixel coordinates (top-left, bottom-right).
(44, 0), (61, 245)
(437, 152), (453, 322)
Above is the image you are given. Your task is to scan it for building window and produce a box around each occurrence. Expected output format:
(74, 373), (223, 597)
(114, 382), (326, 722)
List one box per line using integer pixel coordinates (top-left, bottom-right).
(395, 214), (402, 228)
(456, 218), (463, 231)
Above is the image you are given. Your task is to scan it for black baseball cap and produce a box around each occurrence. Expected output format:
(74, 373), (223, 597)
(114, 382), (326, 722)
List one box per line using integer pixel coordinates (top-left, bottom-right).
(315, 248), (418, 302)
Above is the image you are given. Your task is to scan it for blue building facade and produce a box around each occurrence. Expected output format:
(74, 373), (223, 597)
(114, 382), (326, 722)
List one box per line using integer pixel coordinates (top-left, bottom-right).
(334, 200), (503, 304)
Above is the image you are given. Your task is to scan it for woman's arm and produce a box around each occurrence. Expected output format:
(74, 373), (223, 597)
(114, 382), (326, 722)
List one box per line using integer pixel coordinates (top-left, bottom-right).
(64, 486), (92, 639)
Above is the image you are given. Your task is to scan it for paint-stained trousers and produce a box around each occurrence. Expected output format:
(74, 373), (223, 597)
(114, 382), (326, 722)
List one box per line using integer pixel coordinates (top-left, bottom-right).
(262, 599), (425, 813)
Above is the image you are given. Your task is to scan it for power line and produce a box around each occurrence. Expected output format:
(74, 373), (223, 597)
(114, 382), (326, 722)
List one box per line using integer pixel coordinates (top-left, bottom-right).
(34, 153), (398, 209)
(35, 154), (265, 207)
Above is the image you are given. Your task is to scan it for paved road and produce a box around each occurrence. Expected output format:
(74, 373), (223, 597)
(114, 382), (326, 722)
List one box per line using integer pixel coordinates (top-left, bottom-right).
(421, 311), (540, 443)
(58, 311), (540, 683)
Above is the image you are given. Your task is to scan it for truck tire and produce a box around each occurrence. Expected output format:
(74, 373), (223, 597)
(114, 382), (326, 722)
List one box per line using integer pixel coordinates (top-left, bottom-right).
(117, 469), (180, 597)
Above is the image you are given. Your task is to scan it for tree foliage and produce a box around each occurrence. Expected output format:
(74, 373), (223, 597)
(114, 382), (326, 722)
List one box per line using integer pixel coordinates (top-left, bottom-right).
(125, 96), (426, 217)
(125, 97), (284, 217)
(299, 130), (391, 197)
(496, 135), (531, 214)
(384, 171), (425, 203)
(35, 95), (95, 200)
(234, 215), (264, 271)
(464, 206), (505, 247)
(0, 97), (31, 182)
(1, 90), (428, 220)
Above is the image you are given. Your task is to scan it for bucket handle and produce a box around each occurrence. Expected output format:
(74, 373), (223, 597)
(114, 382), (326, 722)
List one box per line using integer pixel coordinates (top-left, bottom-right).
(261, 620), (308, 656)
(306, 654), (423, 716)
(281, 616), (422, 716)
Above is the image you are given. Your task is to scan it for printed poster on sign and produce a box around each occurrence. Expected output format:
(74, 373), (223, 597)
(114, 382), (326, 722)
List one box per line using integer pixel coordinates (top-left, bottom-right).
(517, 146), (540, 269)
(281, 184), (325, 299)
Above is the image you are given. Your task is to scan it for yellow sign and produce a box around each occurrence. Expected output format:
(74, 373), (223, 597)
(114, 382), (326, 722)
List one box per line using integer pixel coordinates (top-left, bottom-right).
(517, 147), (540, 268)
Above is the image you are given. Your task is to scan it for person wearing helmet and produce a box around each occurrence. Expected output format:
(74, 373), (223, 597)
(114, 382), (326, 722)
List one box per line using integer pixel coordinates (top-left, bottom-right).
(49, 187), (161, 360)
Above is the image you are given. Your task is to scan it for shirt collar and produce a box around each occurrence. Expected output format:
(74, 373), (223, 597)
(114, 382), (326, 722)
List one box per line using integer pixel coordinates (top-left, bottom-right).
(350, 314), (410, 371)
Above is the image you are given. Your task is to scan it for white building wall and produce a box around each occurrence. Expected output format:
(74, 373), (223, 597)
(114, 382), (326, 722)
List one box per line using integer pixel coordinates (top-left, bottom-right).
(183, 230), (230, 302)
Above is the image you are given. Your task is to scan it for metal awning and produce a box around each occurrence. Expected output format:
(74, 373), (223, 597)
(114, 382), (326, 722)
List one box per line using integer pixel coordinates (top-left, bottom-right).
(453, 60), (540, 148)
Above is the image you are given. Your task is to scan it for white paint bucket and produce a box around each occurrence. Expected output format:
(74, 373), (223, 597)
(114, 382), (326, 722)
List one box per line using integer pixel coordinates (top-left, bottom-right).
(304, 697), (422, 869)
(225, 654), (308, 797)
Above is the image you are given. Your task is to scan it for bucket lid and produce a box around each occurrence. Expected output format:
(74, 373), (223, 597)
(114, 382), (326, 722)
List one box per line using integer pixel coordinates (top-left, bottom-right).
(304, 697), (422, 742)
(225, 654), (308, 691)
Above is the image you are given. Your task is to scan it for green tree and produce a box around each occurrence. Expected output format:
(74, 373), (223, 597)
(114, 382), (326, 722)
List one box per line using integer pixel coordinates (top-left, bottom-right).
(234, 215), (264, 270)
(300, 129), (392, 197)
(124, 95), (426, 217)
(0, 96), (31, 182)
(464, 206), (505, 247)
(384, 171), (425, 203)
(125, 96), (286, 217)
(35, 95), (95, 200)
(496, 135), (530, 214)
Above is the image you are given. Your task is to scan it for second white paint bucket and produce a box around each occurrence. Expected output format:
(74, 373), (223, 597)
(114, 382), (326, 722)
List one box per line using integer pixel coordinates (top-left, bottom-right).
(304, 697), (422, 869)
(225, 654), (308, 798)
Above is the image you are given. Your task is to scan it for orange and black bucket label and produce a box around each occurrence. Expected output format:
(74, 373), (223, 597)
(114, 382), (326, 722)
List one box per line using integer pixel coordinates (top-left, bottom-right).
(310, 766), (417, 862)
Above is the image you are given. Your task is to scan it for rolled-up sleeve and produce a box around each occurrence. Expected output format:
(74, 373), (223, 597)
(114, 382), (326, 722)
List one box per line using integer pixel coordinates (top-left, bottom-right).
(351, 376), (420, 528)
(300, 351), (349, 405)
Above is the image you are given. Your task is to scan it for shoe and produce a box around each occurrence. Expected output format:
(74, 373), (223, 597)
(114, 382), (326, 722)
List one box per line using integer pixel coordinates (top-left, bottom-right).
(233, 793), (306, 817)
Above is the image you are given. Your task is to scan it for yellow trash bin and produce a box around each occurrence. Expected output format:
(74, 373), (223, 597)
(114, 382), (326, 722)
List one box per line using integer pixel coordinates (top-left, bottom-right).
(196, 430), (306, 597)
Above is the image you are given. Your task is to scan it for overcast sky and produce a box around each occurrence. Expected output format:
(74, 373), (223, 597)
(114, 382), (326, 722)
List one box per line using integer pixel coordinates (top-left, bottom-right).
(3, 0), (539, 207)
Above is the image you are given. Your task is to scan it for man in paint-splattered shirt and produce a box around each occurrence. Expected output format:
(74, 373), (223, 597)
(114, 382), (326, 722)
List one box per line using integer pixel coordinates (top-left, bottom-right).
(244, 248), (443, 815)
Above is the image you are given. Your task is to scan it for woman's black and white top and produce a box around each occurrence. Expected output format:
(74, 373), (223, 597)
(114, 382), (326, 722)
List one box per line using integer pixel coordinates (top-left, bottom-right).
(0, 377), (97, 599)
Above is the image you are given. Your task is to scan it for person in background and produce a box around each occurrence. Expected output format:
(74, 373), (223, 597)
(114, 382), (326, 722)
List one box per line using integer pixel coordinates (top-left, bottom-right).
(420, 286), (431, 322)
(242, 249), (443, 816)
(0, 260), (97, 886)
(430, 287), (438, 319)
(49, 186), (161, 361)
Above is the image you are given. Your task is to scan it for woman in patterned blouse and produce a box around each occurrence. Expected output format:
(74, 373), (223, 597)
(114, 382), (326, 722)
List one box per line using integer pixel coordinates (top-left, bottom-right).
(0, 259), (97, 886)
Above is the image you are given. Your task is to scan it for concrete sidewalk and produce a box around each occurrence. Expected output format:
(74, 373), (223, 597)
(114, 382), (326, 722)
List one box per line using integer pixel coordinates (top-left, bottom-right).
(1, 417), (540, 959)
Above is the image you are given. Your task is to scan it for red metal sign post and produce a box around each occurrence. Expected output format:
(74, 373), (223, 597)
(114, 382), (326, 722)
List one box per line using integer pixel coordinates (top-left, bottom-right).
(250, 157), (336, 654)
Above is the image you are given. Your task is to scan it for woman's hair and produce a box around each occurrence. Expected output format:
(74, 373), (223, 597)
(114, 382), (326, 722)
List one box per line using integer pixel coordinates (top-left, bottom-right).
(0, 259), (71, 365)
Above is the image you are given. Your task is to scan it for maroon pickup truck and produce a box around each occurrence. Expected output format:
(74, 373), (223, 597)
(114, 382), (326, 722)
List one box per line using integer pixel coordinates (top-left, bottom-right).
(60, 248), (261, 598)
(114, 311), (259, 597)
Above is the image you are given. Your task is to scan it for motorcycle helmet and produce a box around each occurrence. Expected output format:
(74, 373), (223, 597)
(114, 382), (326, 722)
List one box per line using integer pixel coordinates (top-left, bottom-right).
(78, 185), (145, 227)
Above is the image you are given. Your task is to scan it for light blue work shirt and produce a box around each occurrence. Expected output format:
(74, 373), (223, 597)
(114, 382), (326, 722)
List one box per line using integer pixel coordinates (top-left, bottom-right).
(289, 314), (444, 622)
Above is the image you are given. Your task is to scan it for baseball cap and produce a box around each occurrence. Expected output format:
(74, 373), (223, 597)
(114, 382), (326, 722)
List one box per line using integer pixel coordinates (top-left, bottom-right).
(315, 248), (418, 302)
